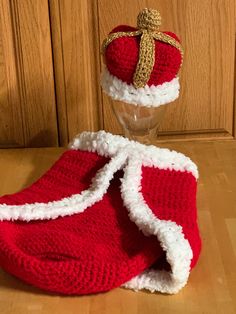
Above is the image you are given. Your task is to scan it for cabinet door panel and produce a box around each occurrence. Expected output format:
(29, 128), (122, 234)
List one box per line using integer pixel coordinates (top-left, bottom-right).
(0, 0), (58, 147)
(49, 0), (103, 145)
(98, 0), (235, 140)
(0, 0), (24, 147)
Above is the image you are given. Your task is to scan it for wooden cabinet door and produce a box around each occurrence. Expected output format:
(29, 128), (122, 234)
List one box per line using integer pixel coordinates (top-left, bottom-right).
(1, 0), (235, 147)
(0, 0), (58, 147)
(98, 0), (236, 140)
(49, 0), (103, 146)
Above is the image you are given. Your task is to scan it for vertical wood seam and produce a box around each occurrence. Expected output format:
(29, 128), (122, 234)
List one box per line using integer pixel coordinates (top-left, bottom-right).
(94, 0), (104, 130)
(233, 3), (236, 138)
(9, 0), (59, 147)
(46, 0), (59, 147)
(233, 33), (236, 138)
(9, 0), (27, 147)
(48, 0), (69, 146)
(79, 0), (103, 132)
(55, 0), (69, 144)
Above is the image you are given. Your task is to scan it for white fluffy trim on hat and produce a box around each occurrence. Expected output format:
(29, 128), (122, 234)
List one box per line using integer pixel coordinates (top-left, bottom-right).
(101, 67), (180, 107)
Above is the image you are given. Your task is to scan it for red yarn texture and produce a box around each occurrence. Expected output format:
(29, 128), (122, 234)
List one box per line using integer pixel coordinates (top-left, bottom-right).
(0, 150), (164, 295)
(105, 25), (182, 86)
(141, 166), (201, 269)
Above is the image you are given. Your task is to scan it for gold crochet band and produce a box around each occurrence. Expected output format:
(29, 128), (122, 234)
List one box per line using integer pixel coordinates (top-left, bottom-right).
(102, 8), (184, 89)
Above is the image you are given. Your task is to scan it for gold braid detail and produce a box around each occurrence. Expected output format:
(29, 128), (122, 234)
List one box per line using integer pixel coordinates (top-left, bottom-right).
(133, 30), (155, 88)
(102, 31), (142, 53)
(102, 8), (184, 88)
(153, 32), (184, 67)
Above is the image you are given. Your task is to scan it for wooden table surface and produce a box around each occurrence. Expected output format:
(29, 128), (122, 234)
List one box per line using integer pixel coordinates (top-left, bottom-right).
(0, 140), (236, 314)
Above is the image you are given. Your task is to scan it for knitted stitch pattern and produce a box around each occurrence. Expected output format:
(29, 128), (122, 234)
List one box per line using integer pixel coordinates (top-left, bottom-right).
(0, 150), (163, 295)
(0, 131), (201, 294)
(141, 166), (201, 269)
(105, 25), (182, 87)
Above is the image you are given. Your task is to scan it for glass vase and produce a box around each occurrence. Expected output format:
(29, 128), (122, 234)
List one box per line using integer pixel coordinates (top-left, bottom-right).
(111, 100), (167, 144)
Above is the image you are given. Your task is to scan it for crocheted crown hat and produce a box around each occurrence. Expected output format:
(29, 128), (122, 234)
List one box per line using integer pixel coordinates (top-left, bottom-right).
(101, 8), (183, 107)
(0, 131), (201, 295)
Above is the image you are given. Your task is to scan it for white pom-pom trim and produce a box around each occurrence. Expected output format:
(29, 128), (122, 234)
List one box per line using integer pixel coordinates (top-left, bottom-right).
(121, 156), (193, 294)
(0, 131), (199, 294)
(101, 68), (180, 107)
(69, 131), (198, 179)
(0, 131), (198, 222)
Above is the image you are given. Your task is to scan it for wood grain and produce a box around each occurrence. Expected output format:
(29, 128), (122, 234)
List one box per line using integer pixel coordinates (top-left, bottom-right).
(50, 0), (103, 145)
(1, 0), (235, 146)
(10, 0), (58, 147)
(98, 0), (235, 140)
(0, 140), (236, 313)
(48, 0), (69, 146)
(0, 0), (58, 147)
(0, 0), (25, 147)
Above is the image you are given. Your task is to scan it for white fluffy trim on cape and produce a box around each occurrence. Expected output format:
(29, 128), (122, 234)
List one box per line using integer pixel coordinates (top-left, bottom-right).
(0, 131), (199, 294)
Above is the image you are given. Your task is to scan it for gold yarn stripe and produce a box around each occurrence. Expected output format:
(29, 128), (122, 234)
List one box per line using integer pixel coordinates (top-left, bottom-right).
(102, 31), (142, 53)
(133, 31), (155, 88)
(153, 32), (184, 66)
(102, 29), (184, 88)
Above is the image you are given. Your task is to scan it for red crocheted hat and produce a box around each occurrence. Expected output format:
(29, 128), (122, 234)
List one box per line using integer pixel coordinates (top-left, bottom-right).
(101, 8), (183, 107)
(0, 131), (201, 295)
